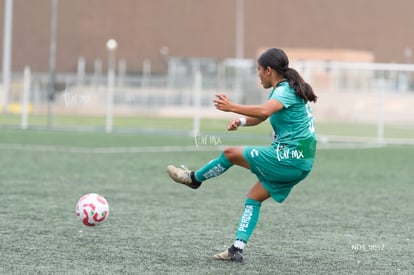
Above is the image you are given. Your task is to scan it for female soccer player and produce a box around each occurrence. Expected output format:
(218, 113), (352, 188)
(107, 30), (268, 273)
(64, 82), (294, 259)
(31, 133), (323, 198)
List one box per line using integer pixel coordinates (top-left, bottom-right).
(167, 48), (317, 262)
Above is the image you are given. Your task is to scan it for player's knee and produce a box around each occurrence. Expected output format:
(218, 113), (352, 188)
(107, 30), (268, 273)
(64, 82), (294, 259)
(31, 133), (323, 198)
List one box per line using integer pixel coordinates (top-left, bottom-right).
(223, 147), (242, 163)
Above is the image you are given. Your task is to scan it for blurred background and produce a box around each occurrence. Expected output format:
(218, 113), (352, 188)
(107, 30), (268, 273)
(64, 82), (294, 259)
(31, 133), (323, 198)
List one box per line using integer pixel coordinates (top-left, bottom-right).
(0, 0), (414, 142)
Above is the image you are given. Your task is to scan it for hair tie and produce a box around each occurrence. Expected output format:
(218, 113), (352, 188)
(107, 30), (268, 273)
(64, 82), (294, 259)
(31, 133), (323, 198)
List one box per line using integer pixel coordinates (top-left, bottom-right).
(277, 66), (289, 74)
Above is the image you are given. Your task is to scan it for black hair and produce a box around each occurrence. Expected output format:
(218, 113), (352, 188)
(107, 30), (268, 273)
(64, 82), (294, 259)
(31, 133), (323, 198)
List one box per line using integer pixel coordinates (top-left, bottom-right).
(258, 48), (317, 103)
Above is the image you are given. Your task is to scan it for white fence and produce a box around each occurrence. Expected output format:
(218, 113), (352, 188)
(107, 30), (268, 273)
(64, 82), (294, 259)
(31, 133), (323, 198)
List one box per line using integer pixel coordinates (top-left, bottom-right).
(1, 59), (414, 137)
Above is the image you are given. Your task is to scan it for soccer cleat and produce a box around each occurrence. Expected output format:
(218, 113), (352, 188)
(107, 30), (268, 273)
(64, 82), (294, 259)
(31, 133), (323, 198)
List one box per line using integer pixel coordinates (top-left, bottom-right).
(167, 165), (202, 189)
(213, 245), (244, 263)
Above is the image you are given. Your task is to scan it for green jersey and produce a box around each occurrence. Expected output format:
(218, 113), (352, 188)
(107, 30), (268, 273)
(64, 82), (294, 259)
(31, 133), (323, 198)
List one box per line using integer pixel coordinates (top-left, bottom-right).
(268, 80), (317, 171)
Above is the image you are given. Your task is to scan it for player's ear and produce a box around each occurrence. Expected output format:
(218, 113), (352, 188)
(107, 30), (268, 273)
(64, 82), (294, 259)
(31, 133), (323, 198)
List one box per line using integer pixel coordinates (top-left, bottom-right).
(266, 66), (272, 75)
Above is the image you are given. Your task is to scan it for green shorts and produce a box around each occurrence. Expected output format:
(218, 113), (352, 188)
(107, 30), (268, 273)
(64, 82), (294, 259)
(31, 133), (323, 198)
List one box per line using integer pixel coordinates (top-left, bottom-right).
(242, 146), (310, 203)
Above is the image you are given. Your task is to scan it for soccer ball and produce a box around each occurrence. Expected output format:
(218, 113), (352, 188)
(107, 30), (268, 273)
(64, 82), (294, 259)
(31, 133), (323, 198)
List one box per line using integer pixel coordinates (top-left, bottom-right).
(76, 193), (109, 226)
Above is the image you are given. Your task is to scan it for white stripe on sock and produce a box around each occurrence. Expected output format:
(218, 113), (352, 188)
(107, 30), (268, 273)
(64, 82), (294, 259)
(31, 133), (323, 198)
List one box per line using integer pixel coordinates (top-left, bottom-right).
(234, 240), (246, 250)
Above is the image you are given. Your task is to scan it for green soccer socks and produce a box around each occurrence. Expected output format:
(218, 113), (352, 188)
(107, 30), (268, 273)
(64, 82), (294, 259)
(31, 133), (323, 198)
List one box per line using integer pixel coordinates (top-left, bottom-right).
(234, 198), (262, 247)
(194, 152), (233, 182)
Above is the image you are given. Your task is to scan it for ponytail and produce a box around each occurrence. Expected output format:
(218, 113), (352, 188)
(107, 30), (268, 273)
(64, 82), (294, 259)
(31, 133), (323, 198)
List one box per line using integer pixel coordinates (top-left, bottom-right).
(284, 68), (317, 103)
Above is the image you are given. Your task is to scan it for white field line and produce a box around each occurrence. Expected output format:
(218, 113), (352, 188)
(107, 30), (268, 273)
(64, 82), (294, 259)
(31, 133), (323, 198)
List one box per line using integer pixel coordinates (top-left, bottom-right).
(0, 143), (226, 154)
(0, 142), (394, 154)
(320, 135), (414, 145)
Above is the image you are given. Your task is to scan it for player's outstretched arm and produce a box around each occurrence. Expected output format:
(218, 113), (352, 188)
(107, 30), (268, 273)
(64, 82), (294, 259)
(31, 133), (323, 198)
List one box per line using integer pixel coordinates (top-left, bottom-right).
(214, 93), (283, 120)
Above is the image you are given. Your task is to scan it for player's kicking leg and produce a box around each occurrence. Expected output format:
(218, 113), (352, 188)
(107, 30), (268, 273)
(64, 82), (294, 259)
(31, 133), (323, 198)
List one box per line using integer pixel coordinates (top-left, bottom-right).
(167, 148), (247, 189)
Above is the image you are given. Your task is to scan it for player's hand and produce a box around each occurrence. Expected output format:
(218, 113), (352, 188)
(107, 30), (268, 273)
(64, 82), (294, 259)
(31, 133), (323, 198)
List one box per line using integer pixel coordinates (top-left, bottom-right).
(213, 93), (233, 112)
(227, 118), (240, 131)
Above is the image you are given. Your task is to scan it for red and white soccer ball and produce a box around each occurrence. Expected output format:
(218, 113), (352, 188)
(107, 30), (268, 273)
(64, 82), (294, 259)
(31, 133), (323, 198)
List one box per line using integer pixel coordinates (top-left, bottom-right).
(76, 193), (109, 226)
